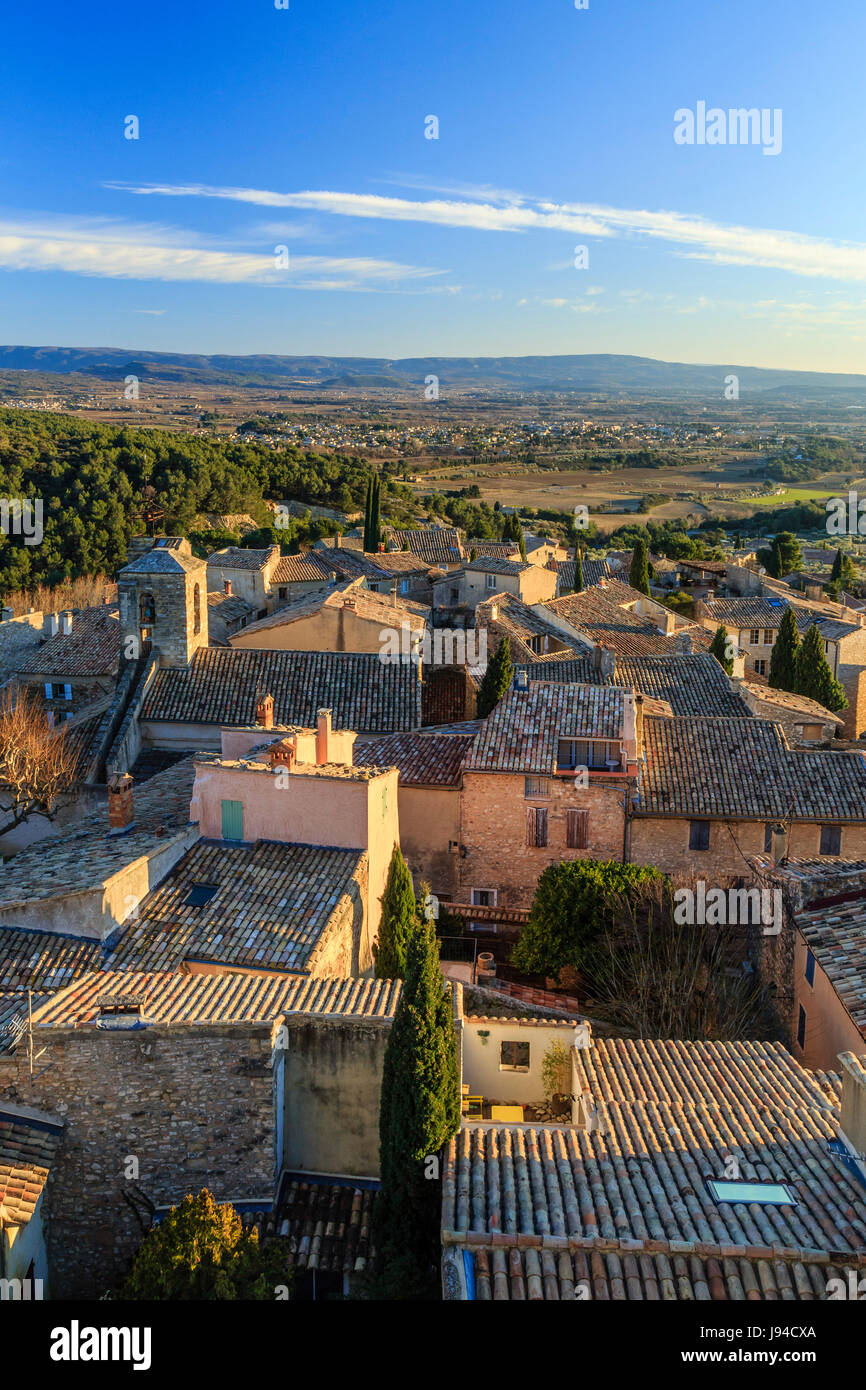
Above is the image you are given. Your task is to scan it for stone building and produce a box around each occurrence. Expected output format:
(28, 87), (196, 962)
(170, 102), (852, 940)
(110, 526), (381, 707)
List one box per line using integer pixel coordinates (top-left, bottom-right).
(117, 536), (209, 668)
(0, 971), (400, 1297)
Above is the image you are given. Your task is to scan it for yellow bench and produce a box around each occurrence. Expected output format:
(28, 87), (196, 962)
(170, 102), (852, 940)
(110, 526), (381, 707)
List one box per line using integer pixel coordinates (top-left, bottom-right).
(462, 1095), (484, 1116)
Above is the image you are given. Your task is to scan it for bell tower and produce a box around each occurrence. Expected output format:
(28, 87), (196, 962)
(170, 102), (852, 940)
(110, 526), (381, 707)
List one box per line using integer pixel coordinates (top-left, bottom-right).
(118, 537), (209, 668)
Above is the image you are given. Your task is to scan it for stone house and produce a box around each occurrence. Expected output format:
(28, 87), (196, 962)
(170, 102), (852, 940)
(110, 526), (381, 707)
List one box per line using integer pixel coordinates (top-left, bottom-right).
(434, 557), (557, 612)
(16, 607), (120, 717)
(0, 970), (400, 1297)
(227, 577), (429, 655)
(0, 1101), (63, 1297)
(205, 544), (282, 617)
(734, 678), (844, 745)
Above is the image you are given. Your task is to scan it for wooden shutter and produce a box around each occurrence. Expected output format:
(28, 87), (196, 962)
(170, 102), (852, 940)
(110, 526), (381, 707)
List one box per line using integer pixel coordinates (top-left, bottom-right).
(526, 806), (548, 847)
(567, 809), (589, 849)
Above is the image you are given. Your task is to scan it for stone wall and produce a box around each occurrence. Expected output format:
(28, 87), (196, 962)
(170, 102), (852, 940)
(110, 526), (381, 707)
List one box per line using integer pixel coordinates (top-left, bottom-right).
(0, 1023), (276, 1298)
(457, 771), (628, 909)
(629, 816), (866, 878)
(119, 563), (209, 669)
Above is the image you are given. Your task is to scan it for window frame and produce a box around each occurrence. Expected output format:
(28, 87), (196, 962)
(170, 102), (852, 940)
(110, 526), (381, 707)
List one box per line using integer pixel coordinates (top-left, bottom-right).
(689, 819), (711, 852)
(499, 1040), (531, 1073)
(819, 824), (842, 856)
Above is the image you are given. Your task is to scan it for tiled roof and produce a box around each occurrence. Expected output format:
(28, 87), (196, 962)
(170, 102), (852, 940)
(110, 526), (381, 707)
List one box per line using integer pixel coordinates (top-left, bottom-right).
(355, 731), (476, 786)
(325, 548), (433, 582)
(206, 546), (278, 571)
(540, 583), (710, 658)
(29, 970), (401, 1028)
(0, 758), (197, 905)
(140, 648), (422, 733)
(639, 716), (866, 820)
(271, 552), (336, 584)
(462, 1242), (855, 1301)
(0, 926), (104, 993)
(519, 651), (750, 719)
(104, 839), (367, 974)
(701, 596), (860, 642)
(385, 526), (463, 565)
(119, 546), (204, 575)
(242, 1178), (377, 1275)
(466, 541), (520, 561)
(0, 1106), (63, 1227)
(464, 683), (626, 775)
(475, 594), (580, 665)
(442, 1036), (866, 1297)
(798, 900), (866, 1034)
(465, 556), (532, 576)
(740, 681), (844, 724)
(232, 580), (429, 640)
(18, 607), (120, 678)
(555, 558), (614, 590)
(206, 591), (255, 643)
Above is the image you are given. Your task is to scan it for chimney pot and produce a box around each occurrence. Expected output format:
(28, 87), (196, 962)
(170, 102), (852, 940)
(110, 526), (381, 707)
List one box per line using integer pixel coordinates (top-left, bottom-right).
(224, 578), (232, 597)
(256, 691), (274, 730)
(59, 611), (73, 636)
(316, 708), (333, 764)
(268, 737), (296, 770)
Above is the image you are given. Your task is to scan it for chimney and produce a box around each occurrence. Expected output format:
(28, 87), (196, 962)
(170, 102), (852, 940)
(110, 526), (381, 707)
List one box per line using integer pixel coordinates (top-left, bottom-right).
(633, 693), (644, 757)
(224, 578), (232, 597)
(46, 613), (60, 637)
(335, 532), (342, 548)
(600, 645), (615, 678)
(107, 773), (135, 834)
(838, 1053), (866, 1174)
(490, 601), (499, 621)
(316, 708), (332, 764)
(771, 824), (787, 865)
(674, 630), (693, 655)
(268, 738), (296, 771)
(513, 669), (529, 692)
(59, 611), (73, 636)
(256, 691), (274, 730)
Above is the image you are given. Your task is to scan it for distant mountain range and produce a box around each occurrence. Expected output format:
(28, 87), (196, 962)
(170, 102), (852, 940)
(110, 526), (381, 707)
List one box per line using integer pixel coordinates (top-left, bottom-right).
(1, 346), (865, 400)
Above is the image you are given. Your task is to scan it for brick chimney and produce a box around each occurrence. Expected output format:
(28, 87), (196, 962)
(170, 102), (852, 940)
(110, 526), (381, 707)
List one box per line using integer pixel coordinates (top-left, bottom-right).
(224, 578), (232, 597)
(256, 691), (274, 730)
(107, 773), (134, 833)
(592, 644), (615, 678)
(268, 738), (296, 771)
(377, 543), (385, 553)
(838, 1053), (866, 1174)
(316, 708), (332, 764)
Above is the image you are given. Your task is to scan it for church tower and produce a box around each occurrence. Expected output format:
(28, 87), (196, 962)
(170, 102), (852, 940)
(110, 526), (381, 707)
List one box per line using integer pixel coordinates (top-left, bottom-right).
(117, 537), (209, 668)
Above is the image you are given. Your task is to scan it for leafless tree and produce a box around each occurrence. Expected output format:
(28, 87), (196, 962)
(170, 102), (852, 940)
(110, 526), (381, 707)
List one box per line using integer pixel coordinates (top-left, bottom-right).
(0, 687), (82, 837)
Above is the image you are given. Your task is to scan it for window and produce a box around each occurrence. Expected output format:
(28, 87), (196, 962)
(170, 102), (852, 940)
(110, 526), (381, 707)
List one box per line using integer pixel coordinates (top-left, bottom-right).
(805, 948), (816, 988)
(819, 824), (841, 856)
(706, 1179), (797, 1207)
(139, 592), (156, 627)
(220, 799), (245, 842)
(764, 823), (774, 853)
(193, 583), (201, 635)
(763, 629), (774, 645)
(486, 573), (496, 590)
(186, 883), (220, 908)
(526, 806), (548, 847)
(450, 588), (459, 604)
(567, 808), (590, 849)
(524, 776), (549, 799)
(400, 579), (410, 595)
(754, 659), (766, 676)
(500, 1040), (530, 1072)
(797, 1004), (807, 1049)
(278, 587), (287, 600)
(689, 819), (710, 851)
(749, 628), (760, 644)
(44, 682), (53, 699)
(471, 889), (497, 907)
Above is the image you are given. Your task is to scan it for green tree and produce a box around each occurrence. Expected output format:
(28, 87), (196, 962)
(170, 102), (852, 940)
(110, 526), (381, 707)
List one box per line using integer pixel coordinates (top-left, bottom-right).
(768, 607), (800, 691)
(629, 538), (651, 596)
(758, 531), (803, 579)
(363, 476), (373, 551)
(374, 914), (461, 1299)
(374, 846), (416, 979)
(572, 549), (584, 594)
(119, 1190), (292, 1300)
(477, 635), (513, 717)
(709, 624), (733, 676)
(794, 623), (848, 711)
(511, 859), (665, 979)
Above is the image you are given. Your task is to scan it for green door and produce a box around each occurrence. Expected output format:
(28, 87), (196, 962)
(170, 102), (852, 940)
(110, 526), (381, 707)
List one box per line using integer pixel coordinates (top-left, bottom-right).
(221, 799), (244, 842)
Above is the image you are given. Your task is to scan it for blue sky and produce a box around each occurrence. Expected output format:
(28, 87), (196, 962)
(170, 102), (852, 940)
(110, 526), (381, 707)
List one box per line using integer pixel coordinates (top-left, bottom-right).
(1, 0), (865, 369)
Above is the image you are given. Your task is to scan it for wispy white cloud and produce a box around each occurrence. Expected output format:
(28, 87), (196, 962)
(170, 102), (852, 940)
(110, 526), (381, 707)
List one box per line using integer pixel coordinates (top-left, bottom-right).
(0, 215), (446, 289)
(112, 182), (866, 284)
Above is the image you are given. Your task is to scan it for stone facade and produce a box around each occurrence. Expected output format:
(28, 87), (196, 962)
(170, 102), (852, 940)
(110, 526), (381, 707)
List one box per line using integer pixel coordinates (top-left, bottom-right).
(0, 1023), (276, 1298)
(118, 546), (209, 669)
(457, 770), (629, 910)
(629, 816), (866, 878)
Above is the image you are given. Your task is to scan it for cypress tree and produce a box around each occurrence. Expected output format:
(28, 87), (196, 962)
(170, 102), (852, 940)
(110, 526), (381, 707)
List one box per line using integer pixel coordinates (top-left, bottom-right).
(709, 623), (733, 676)
(374, 846), (416, 979)
(363, 476), (373, 552)
(831, 548), (843, 583)
(514, 514), (526, 561)
(794, 623), (848, 711)
(374, 914), (461, 1298)
(769, 607), (800, 691)
(370, 474), (382, 551)
(573, 549), (584, 594)
(477, 635), (513, 718)
(629, 538), (651, 596)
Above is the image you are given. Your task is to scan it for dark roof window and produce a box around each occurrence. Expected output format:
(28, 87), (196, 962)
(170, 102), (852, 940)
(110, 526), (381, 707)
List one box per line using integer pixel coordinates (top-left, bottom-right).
(186, 883), (220, 907)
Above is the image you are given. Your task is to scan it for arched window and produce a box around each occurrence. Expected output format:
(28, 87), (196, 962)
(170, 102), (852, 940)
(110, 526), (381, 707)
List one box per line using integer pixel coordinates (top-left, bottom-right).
(139, 592), (156, 627)
(193, 583), (201, 635)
